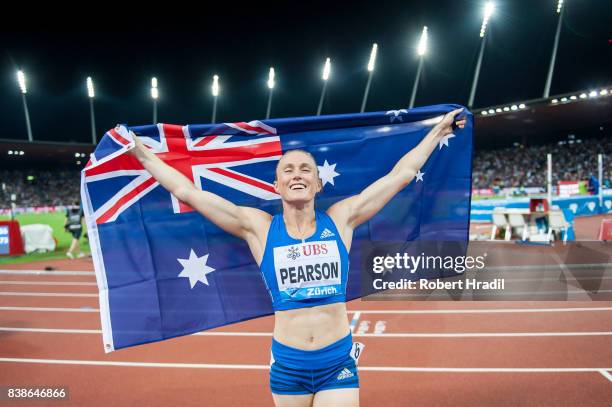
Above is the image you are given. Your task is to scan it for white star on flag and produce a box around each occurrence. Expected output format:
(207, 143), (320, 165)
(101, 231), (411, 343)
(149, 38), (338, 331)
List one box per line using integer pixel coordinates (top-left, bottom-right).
(439, 133), (456, 150)
(385, 109), (408, 123)
(318, 160), (340, 187)
(415, 170), (425, 182)
(177, 249), (215, 289)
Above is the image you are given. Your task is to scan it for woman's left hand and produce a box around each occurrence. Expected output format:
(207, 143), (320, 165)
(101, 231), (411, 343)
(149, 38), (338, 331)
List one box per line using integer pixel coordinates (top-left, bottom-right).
(434, 108), (467, 137)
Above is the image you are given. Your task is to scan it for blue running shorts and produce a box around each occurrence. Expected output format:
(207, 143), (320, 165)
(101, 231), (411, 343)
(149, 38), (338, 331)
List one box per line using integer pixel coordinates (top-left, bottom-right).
(269, 333), (364, 395)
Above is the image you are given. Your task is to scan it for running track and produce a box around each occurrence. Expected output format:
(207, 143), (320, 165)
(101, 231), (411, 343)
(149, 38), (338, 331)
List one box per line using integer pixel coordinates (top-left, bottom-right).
(1, 216), (611, 406)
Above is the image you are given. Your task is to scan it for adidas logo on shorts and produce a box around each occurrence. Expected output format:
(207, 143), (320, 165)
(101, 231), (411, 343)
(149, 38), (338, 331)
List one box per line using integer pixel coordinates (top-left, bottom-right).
(336, 368), (354, 381)
(320, 228), (335, 239)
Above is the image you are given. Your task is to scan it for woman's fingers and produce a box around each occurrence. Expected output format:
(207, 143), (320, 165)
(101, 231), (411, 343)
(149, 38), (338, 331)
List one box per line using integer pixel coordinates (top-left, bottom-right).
(449, 108), (464, 118)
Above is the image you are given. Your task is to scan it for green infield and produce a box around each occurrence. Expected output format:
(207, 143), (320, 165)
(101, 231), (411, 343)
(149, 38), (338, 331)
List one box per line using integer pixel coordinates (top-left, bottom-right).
(0, 211), (90, 265)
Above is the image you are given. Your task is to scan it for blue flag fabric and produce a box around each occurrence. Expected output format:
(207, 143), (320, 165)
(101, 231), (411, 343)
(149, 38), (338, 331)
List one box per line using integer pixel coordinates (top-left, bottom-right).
(81, 104), (473, 352)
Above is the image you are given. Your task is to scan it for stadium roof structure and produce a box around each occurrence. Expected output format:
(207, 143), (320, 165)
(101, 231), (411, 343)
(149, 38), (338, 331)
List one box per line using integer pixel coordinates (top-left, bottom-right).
(474, 86), (612, 149)
(1, 86), (611, 168)
(0, 139), (93, 169)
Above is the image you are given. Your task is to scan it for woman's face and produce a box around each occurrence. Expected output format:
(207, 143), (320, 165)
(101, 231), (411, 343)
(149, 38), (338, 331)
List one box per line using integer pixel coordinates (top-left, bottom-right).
(274, 151), (321, 204)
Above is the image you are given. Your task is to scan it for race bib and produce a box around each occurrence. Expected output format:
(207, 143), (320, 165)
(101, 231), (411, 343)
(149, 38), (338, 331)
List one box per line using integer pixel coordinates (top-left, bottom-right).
(350, 342), (365, 364)
(273, 240), (342, 301)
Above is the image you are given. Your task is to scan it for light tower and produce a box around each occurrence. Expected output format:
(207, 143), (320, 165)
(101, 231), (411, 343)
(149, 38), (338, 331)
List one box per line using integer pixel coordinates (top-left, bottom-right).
(17, 70), (33, 142)
(409, 26), (428, 109)
(360, 43), (378, 113)
(316, 58), (331, 116)
(468, 2), (494, 108)
(87, 77), (97, 144)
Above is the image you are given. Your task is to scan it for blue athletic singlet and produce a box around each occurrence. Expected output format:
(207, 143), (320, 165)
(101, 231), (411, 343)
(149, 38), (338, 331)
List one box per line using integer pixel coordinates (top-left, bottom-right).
(259, 211), (350, 311)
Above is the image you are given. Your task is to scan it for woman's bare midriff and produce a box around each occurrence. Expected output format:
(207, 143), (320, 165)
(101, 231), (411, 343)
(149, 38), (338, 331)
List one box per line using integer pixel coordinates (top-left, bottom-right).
(272, 302), (350, 350)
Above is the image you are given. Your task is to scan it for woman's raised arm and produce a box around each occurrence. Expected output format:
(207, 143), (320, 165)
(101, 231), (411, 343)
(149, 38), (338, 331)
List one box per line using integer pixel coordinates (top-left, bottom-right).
(128, 133), (271, 248)
(327, 108), (466, 248)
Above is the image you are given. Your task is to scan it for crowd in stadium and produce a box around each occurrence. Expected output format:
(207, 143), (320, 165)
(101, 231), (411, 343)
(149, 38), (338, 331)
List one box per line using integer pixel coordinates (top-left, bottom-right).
(472, 136), (612, 190)
(0, 170), (81, 208)
(1, 137), (611, 209)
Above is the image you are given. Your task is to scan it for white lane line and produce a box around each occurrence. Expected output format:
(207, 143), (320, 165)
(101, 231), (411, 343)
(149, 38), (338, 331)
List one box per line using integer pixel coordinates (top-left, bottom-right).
(0, 262), (608, 276)
(356, 332), (612, 338)
(2, 277), (611, 286)
(349, 311), (361, 333)
(507, 276), (612, 283)
(0, 306), (98, 312)
(375, 290), (612, 298)
(2, 306), (612, 314)
(0, 281), (97, 286)
(0, 270), (94, 276)
(599, 370), (612, 382)
(0, 292), (97, 297)
(483, 263), (612, 272)
(350, 308), (612, 314)
(14, 290), (612, 299)
(2, 327), (612, 338)
(0, 357), (609, 373)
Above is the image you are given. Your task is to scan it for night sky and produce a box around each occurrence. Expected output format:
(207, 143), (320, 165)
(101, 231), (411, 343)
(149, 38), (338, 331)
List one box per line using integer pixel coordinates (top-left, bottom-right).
(1, 0), (611, 144)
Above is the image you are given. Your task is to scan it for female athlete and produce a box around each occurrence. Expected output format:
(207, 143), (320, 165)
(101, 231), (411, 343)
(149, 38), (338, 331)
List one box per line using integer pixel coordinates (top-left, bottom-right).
(129, 108), (466, 407)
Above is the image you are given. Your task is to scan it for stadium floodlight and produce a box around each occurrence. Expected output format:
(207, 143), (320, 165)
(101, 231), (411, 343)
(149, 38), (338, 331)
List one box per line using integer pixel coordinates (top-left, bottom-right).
(552, 99), (559, 103)
(588, 91), (597, 97)
(151, 77), (159, 99)
(511, 105), (518, 111)
(317, 58), (331, 116)
(480, 2), (494, 38)
(557, 0), (564, 14)
(410, 26), (429, 109)
(488, 109), (495, 114)
(16, 70), (33, 142)
(579, 93), (587, 99)
(417, 26), (428, 56)
(561, 97), (568, 102)
(86, 77), (97, 144)
(469, 3), (494, 108)
(322, 58), (331, 81)
(481, 111), (488, 116)
(17, 70), (27, 94)
(267, 67), (275, 90)
(519, 103), (526, 109)
(543, 0), (566, 98)
(495, 108), (502, 113)
(8, 151), (13, 155)
(361, 44), (378, 113)
(211, 75), (219, 123)
(503, 107), (509, 112)
(367, 43), (378, 72)
(266, 68), (275, 119)
(601, 89), (609, 96)
(212, 75), (220, 97)
(569, 95), (577, 100)
(87, 77), (95, 98)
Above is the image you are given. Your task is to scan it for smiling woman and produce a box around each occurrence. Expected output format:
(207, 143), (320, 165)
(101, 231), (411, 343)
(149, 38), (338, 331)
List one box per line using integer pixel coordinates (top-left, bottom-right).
(127, 108), (466, 407)
(275, 150), (322, 204)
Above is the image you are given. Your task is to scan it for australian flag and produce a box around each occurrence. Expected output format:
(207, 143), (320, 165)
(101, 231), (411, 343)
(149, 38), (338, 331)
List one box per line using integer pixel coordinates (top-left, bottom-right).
(81, 104), (473, 352)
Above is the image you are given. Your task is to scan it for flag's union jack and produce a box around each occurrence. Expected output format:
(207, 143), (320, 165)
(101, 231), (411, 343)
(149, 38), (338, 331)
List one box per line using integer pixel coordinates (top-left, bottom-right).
(83, 121), (282, 224)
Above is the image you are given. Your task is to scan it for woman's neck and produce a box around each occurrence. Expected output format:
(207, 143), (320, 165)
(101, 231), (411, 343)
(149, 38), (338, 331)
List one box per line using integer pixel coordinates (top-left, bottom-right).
(282, 202), (316, 239)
